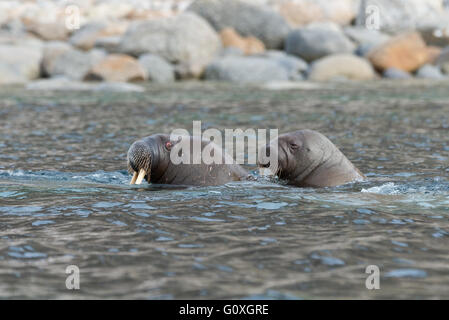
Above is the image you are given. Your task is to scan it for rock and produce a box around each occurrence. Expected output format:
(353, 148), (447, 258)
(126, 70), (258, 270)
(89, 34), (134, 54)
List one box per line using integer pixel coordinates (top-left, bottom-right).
(85, 54), (146, 82)
(367, 32), (430, 72)
(383, 68), (413, 79)
(220, 27), (265, 55)
(22, 19), (69, 41)
(0, 45), (43, 84)
(70, 21), (128, 51)
(436, 47), (449, 74)
(344, 27), (390, 48)
(356, 0), (447, 33)
(279, 0), (357, 27)
(278, 1), (324, 27)
(427, 46), (443, 64)
(41, 41), (73, 76)
(220, 47), (245, 57)
(94, 36), (122, 52)
(46, 47), (106, 80)
(119, 12), (220, 78)
(416, 64), (445, 79)
(188, 0), (289, 49)
(261, 50), (308, 80)
(138, 54), (175, 83)
(285, 23), (355, 62)
(420, 27), (449, 47)
(204, 56), (289, 83)
(26, 78), (144, 92)
(308, 54), (376, 81)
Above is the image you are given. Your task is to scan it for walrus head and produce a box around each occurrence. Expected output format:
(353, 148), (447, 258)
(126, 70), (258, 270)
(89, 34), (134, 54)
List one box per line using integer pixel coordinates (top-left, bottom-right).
(127, 134), (173, 184)
(258, 129), (365, 187)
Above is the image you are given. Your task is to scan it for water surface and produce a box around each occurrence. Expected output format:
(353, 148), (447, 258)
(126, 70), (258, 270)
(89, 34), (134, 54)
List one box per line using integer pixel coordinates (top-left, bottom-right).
(0, 81), (448, 299)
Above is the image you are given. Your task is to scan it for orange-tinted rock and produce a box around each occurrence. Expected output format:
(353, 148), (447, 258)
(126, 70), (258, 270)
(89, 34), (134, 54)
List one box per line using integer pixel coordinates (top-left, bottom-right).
(367, 32), (430, 72)
(85, 54), (146, 82)
(220, 27), (265, 55)
(278, 1), (324, 27)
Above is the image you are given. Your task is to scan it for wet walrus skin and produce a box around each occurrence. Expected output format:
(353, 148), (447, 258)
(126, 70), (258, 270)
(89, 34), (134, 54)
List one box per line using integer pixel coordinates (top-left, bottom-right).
(127, 134), (248, 186)
(259, 130), (365, 188)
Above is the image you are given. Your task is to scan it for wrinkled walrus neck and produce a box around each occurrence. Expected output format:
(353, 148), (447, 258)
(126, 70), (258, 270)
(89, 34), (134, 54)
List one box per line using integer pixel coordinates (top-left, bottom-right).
(294, 150), (365, 188)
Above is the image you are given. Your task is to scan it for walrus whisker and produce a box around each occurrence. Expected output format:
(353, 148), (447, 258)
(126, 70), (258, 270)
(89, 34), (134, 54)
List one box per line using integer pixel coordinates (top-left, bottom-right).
(135, 169), (146, 185)
(130, 171), (138, 184)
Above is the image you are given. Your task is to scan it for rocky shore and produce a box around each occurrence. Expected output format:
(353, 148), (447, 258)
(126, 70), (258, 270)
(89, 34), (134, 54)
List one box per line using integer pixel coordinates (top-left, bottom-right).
(1, 0), (449, 90)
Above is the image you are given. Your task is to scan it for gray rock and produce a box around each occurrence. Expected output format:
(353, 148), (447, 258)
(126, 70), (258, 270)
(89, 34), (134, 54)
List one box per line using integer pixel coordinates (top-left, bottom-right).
(383, 68), (413, 79)
(436, 46), (449, 74)
(260, 50), (308, 80)
(308, 54), (376, 81)
(188, 0), (289, 49)
(0, 44), (43, 84)
(344, 27), (390, 48)
(356, 0), (447, 33)
(286, 23), (355, 62)
(69, 22), (106, 50)
(204, 56), (289, 83)
(94, 36), (122, 53)
(138, 54), (175, 83)
(119, 12), (220, 78)
(47, 48), (106, 80)
(416, 64), (445, 79)
(220, 46), (245, 57)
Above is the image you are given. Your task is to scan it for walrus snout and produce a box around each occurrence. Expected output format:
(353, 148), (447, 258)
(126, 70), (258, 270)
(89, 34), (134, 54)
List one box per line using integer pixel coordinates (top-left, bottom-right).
(127, 140), (152, 185)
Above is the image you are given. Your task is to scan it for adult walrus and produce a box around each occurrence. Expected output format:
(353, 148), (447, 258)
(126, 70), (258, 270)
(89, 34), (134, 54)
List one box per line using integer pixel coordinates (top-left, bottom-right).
(127, 134), (248, 186)
(258, 129), (365, 187)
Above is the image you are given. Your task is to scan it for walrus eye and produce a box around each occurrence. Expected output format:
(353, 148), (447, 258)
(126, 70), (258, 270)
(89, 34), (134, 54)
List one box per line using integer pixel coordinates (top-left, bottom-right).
(165, 141), (172, 150)
(290, 143), (299, 150)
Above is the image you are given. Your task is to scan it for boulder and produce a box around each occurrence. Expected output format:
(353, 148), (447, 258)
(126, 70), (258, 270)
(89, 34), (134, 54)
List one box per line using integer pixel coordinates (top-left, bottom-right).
(188, 0), (289, 49)
(279, 0), (357, 27)
(70, 21), (128, 51)
(138, 54), (175, 83)
(94, 36), (122, 52)
(22, 19), (69, 41)
(383, 68), (413, 79)
(344, 27), (390, 48)
(119, 12), (221, 78)
(0, 45), (43, 84)
(41, 41), (73, 76)
(435, 46), (449, 74)
(260, 50), (308, 80)
(204, 56), (289, 83)
(45, 47), (106, 80)
(416, 64), (445, 79)
(356, 0), (447, 33)
(308, 54), (376, 81)
(220, 27), (265, 55)
(85, 54), (146, 82)
(367, 32), (430, 72)
(285, 23), (355, 62)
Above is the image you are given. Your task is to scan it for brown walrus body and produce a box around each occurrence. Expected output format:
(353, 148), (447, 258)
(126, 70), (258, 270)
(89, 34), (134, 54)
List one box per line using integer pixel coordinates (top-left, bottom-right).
(258, 129), (365, 188)
(127, 134), (248, 186)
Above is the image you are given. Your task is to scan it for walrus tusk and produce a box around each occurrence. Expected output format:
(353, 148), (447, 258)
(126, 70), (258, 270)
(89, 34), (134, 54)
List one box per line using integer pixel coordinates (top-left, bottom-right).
(130, 171), (138, 185)
(135, 169), (146, 185)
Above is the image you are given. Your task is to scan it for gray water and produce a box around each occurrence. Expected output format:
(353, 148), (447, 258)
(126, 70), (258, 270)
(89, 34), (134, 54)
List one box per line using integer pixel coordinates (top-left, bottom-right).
(0, 81), (448, 299)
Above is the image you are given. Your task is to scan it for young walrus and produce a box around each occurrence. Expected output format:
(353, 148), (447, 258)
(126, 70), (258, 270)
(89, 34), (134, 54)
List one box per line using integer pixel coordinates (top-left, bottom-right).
(258, 129), (365, 188)
(127, 134), (248, 186)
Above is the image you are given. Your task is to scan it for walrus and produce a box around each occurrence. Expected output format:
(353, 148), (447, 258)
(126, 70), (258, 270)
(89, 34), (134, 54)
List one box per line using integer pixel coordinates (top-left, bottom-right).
(258, 129), (365, 187)
(127, 134), (248, 186)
